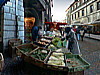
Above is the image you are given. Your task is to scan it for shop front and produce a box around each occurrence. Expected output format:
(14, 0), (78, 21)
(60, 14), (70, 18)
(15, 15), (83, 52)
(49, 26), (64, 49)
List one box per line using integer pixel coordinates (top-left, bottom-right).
(24, 0), (46, 43)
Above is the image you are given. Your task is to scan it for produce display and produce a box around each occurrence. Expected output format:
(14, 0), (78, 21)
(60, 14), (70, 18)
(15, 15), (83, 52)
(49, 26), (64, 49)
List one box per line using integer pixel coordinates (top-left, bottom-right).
(30, 49), (49, 61)
(55, 48), (63, 52)
(52, 37), (60, 47)
(48, 44), (57, 51)
(40, 38), (51, 43)
(38, 41), (48, 46)
(43, 36), (53, 39)
(47, 52), (65, 66)
(21, 47), (34, 53)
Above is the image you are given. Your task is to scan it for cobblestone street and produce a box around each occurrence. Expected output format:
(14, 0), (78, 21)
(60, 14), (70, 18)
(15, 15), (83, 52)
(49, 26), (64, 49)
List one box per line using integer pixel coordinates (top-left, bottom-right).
(78, 38), (100, 75)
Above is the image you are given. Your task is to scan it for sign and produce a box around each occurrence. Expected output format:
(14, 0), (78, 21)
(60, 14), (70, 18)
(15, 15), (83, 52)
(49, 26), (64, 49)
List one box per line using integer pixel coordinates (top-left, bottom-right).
(0, 0), (9, 7)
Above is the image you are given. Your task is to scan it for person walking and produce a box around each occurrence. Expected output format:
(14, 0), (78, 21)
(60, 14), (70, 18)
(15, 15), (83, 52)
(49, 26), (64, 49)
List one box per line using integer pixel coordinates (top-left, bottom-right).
(80, 27), (84, 41)
(76, 27), (80, 41)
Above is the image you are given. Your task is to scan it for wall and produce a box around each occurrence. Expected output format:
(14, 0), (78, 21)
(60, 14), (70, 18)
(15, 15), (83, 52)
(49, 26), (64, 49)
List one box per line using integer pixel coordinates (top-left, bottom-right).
(2, 0), (24, 51)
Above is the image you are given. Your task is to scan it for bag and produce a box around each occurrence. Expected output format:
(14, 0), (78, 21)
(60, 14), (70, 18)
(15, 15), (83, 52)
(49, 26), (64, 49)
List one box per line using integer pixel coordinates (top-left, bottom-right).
(57, 40), (62, 48)
(63, 39), (67, 47)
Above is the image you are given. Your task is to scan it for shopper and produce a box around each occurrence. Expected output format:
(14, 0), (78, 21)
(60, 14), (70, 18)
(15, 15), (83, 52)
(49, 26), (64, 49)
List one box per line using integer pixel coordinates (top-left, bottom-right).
(80, 27), (84, 41)
(31, 22), (39, 44)
(73, 26), (76, 33)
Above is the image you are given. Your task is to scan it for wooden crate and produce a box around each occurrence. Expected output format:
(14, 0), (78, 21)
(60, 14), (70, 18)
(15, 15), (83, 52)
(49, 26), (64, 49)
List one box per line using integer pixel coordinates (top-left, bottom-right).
(8, 39), (22, 58)
(29, 47), (51, 67)
(9, 39), (22, 46)
(44, 52), (68, 72)
(16, 43), (38, 61)
(0, 53), (4, 71)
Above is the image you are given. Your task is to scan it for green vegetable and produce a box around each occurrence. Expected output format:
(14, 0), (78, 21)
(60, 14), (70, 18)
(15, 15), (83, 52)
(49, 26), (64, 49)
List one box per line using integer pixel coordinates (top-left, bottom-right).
(31, 49), (49, 61)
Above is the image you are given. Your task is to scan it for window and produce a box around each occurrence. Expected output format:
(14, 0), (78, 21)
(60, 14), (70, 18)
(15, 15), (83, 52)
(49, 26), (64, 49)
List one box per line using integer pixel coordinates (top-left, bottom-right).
(78, 12), (80, 18)
(72, 14), (73, 20)
(76, 3), (77, 8)
(90, 5), (93, 13)
(82, 9), (84, 16)
(97, 1), (100, 10)
(75, 13), (76, 19)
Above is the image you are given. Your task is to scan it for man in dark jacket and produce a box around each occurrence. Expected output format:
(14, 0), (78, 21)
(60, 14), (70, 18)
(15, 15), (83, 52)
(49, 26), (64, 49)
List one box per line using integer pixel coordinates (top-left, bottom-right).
(31, 22), (39, 43)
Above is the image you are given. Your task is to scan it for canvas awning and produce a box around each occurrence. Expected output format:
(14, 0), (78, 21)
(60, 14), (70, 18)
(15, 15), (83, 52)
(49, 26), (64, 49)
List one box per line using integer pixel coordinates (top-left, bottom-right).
(44, 22), (67, 25)
(0, 0), (9, 7)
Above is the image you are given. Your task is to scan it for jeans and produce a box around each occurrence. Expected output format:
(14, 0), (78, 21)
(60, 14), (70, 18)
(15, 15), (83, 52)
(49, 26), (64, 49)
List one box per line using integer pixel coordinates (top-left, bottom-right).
(77, 34), (80, 40)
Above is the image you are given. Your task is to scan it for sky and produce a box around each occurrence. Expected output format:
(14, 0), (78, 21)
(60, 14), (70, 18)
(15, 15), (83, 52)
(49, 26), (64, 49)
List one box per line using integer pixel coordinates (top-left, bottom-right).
(51, 0), (74, 22)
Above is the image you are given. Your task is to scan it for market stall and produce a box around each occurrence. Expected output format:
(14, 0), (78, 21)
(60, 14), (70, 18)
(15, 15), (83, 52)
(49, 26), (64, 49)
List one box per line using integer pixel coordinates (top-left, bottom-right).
(16, 43), (90, 75)
(15, 24), (90, 75)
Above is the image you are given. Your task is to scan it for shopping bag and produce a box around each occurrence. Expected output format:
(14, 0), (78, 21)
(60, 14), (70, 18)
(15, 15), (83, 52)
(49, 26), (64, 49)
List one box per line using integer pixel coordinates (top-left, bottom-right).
(57, 40), (62, 48)
(63, 39), (66, 47)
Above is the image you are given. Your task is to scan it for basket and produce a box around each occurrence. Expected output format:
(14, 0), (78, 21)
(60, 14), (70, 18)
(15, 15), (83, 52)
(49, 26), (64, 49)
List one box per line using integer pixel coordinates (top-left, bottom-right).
(44, 52), (68, 71)
(8, 38), (22, 58)
(29, 47), (51, 67)
(0, 53), (4, 71)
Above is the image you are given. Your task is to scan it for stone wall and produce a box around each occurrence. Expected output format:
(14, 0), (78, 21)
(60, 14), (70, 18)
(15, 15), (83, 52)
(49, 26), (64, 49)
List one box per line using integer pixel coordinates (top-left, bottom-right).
(2, 0), (24, 51)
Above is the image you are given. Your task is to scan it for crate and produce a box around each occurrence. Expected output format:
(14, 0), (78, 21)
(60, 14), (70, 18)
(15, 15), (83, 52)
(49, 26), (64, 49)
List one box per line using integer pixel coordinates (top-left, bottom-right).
(8, 39), (22, 58)
(34, 41), (49, 48)
(9, 39), (22, 46)
(29, 47), (51, 67)
(0, 53), (4, 71)
(41, 36), (53, 40)
(65, 53), (90, 73)
(16, 43), (38, 61)
(44, 52), (68, 72)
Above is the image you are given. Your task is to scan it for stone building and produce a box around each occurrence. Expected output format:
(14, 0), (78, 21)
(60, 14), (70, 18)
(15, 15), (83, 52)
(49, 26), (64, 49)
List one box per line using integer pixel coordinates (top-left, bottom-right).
(66, 0), (100, 33)
(0, 0), (53, 53)
(0, 0), (24, 52)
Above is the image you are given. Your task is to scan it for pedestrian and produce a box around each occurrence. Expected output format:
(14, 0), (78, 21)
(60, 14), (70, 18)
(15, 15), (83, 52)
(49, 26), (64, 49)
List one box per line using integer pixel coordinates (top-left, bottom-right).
(73, 26), (76, 32)
(80, 27), (84, 41)
(31, 21), (39, 44)
(84, 26), (87, 36)
(76, 27), (80, 41)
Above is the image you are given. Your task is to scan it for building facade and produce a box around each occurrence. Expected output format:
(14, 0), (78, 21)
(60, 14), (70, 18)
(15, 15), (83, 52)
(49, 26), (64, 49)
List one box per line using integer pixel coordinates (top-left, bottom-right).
(66, 0), (100, 33)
